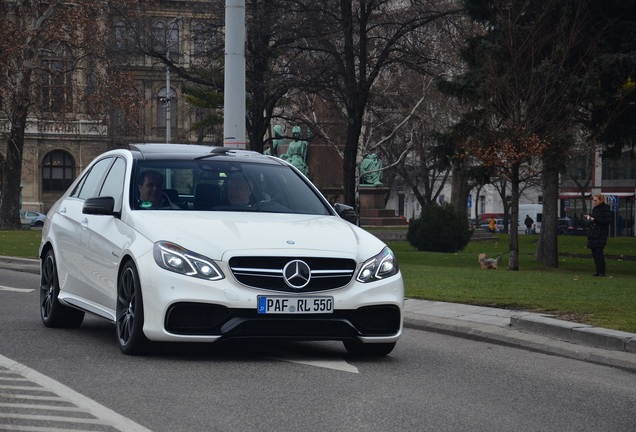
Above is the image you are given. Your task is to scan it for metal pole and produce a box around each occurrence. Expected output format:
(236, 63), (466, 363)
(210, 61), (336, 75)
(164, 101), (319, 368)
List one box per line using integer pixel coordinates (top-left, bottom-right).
(166, 17), (180, 144)
(166, 61), (171, 143)
(223, 0), (246, 148)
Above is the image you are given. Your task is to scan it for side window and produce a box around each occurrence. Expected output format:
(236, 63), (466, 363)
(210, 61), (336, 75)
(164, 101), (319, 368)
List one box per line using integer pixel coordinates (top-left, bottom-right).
(99, 158), (126, 210)
(77, 158), (113, 200)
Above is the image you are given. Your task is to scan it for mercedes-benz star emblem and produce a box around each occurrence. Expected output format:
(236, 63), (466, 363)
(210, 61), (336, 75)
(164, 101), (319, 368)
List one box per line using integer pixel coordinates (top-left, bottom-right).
(283, 260), (311, 289)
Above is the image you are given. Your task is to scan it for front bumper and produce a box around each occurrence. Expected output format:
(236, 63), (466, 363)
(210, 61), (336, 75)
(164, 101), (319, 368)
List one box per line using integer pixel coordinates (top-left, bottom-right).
(137, 255), (404, 344)
(164, 302), (402, 341)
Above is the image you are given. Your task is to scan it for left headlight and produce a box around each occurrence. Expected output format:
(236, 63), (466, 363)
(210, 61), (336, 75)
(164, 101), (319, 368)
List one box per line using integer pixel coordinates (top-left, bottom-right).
(153, 241), (224, 281)
(356, 247), (399, 283)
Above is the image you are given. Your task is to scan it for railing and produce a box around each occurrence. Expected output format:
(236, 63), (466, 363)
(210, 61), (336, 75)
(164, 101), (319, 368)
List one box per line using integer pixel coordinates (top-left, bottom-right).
(1, 118), (215, 142)
(0, 119), (107, 136)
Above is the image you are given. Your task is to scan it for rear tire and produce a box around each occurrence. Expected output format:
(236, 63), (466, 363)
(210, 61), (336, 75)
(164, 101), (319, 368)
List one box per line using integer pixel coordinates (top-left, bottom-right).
(40, 250), (85, 328)
(343, 340), (396, 357)
(116, 261), (151, 355)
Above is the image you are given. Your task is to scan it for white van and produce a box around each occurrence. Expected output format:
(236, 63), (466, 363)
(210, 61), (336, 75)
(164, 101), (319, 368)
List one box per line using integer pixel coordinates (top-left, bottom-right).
(519, 204), (543, 233)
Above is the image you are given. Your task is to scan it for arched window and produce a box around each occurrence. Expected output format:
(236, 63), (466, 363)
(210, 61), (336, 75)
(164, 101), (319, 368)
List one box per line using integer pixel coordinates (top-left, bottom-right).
(42, 151), (75, 192)
(115, 20), (127, 49)
(154, 21), (166, 52)
(114, 19), (139, 52)
(154, 20), (179, 56)
(157, 87), (177, 130)
(193, 23), (206, 55)
(168, 22), (180, 56)
(41, 42), (74, 112)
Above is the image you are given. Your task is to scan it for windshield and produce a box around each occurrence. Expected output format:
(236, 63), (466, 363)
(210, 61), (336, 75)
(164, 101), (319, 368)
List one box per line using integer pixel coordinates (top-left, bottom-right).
(132, 160), (331, 215)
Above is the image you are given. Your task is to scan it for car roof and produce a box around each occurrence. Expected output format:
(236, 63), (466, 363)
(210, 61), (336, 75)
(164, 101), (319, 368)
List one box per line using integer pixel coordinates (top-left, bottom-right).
(128, 143), (279, 164)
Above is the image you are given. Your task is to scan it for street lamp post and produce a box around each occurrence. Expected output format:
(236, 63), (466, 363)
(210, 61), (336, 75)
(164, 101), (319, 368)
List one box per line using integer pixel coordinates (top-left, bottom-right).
(165, 17), (180, 144)
(165, 58), (171, 144)
(224, 0), (246, 148)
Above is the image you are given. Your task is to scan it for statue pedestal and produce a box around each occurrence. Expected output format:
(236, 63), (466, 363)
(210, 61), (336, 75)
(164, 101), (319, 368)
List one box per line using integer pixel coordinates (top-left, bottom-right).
(359, 187), (407, 226)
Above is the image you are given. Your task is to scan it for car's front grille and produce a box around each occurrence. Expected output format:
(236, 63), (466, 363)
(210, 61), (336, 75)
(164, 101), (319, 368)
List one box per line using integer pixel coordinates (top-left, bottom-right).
(228, 256), (356, 293)
(164, 302), (401, 338)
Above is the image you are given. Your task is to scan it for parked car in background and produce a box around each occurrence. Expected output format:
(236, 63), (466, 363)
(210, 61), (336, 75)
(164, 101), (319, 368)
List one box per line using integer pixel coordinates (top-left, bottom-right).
(479, 218), (504, 233)
(39, 144), (404, 357)
(30, 213), (47, 227)
(20, 211), (46, 227)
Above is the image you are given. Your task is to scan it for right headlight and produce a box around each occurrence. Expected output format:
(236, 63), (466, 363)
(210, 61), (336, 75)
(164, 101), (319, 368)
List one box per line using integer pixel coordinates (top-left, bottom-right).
(153, 241), (224, 281)
(356, 247), (399, 283)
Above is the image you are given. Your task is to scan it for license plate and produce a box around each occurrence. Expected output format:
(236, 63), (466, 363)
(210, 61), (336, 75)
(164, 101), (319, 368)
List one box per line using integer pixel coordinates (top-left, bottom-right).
(257, 296), (333, 314)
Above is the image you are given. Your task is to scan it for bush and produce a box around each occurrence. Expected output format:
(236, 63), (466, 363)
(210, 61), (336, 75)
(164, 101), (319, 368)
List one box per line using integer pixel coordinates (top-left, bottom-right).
(407, 204), (472, 253)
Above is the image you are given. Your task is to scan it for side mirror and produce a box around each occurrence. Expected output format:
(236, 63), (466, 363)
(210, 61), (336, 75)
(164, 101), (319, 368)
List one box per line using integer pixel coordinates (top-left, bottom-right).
(83, 197), (115, 216)
(334, 203), (358, 225)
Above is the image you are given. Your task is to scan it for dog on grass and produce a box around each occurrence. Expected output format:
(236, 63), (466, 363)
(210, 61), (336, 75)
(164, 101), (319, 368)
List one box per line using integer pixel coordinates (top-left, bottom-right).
(478, 253), (501, 270)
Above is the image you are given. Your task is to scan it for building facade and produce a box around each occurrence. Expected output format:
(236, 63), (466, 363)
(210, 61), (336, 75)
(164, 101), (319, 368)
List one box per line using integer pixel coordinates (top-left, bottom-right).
(1, 2), (219, 214)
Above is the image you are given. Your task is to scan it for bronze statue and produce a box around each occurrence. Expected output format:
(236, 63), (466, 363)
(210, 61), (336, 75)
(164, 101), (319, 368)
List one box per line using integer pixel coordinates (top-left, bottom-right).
(360, 153), (383, 186)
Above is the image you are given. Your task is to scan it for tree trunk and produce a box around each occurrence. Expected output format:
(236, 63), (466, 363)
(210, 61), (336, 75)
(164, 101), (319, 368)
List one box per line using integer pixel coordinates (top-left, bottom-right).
(0, 112), (28, 229)
(537, 154), (560, 267)
(507, 164), (520, 271)
(450, 161), (470, 218)
(343, 114), (363, 206)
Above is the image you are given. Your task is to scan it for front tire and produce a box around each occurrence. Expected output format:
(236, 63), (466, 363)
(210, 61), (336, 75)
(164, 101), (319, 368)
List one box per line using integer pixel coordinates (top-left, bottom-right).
(40, 250), (84, 328)
(116, 261), (151, 355)
(343, 340), (396, 357)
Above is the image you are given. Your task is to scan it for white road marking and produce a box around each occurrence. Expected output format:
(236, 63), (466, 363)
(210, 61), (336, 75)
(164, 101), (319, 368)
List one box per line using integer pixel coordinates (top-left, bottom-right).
(267, 356), (359, 373)
(0, 286), (34, 293)
(0, 354), (153, 432)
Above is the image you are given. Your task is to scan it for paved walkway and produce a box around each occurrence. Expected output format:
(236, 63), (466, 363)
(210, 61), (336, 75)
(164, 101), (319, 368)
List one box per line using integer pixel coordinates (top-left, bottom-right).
(3, 256), (635, 372)
(404, 299), (636, 372)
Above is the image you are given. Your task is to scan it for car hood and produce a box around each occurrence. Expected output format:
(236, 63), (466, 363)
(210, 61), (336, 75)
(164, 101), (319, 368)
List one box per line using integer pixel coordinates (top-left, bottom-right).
(126, 211), (386, 261)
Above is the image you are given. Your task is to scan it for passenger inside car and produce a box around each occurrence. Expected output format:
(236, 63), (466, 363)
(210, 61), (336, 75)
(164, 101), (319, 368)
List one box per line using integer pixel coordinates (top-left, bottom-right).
(137, 170), (180, 209)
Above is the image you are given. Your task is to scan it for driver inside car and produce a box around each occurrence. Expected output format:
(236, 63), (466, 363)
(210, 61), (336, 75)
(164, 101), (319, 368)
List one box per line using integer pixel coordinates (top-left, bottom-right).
(227, 175), (254, 206)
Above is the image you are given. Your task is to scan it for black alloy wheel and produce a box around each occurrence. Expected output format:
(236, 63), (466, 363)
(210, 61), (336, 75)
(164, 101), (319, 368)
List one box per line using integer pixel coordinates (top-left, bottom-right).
(40, 249), (85, 328)
(116, 261), (151, 355)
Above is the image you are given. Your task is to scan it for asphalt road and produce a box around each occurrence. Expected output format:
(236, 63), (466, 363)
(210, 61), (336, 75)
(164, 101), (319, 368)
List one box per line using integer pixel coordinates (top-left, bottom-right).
(1, 268), (635, 432)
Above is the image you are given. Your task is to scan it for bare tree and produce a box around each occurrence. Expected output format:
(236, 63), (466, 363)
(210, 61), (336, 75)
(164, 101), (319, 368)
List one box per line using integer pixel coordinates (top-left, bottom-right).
(0, 0), (144, 229)
(372, 73), (454, 208)
(281, 0), (463, 206)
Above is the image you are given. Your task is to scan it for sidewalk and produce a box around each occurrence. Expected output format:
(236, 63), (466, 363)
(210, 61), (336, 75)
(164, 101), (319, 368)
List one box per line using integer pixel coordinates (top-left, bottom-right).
(404, 299), (636, 372)
(3, 256), (635, 372)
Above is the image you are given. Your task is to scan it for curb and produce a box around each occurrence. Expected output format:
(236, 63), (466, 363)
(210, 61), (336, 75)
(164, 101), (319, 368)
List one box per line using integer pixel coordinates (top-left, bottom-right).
(511, 314), (636, 354)
(0, 256), (39, 274)
(404, 316), (636, 373)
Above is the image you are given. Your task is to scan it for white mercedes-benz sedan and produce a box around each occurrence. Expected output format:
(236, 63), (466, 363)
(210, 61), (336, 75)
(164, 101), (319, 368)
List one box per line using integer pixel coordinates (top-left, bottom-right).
(39, 144), (403, 356)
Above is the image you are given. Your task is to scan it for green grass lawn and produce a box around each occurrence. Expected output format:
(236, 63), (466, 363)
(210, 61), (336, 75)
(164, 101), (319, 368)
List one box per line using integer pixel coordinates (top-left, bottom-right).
(0, 229), (43, 258)
(2, 228), (635, 333)
(389, 234), (636, 333)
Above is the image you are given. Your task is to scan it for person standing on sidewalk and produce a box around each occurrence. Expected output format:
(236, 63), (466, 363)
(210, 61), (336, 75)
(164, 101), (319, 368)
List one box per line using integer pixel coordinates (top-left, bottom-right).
(585, 194), (612, 277)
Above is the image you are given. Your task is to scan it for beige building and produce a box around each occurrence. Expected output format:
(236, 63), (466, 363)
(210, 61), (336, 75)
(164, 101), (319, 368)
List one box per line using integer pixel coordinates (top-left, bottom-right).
(2, 2), (218, 214)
